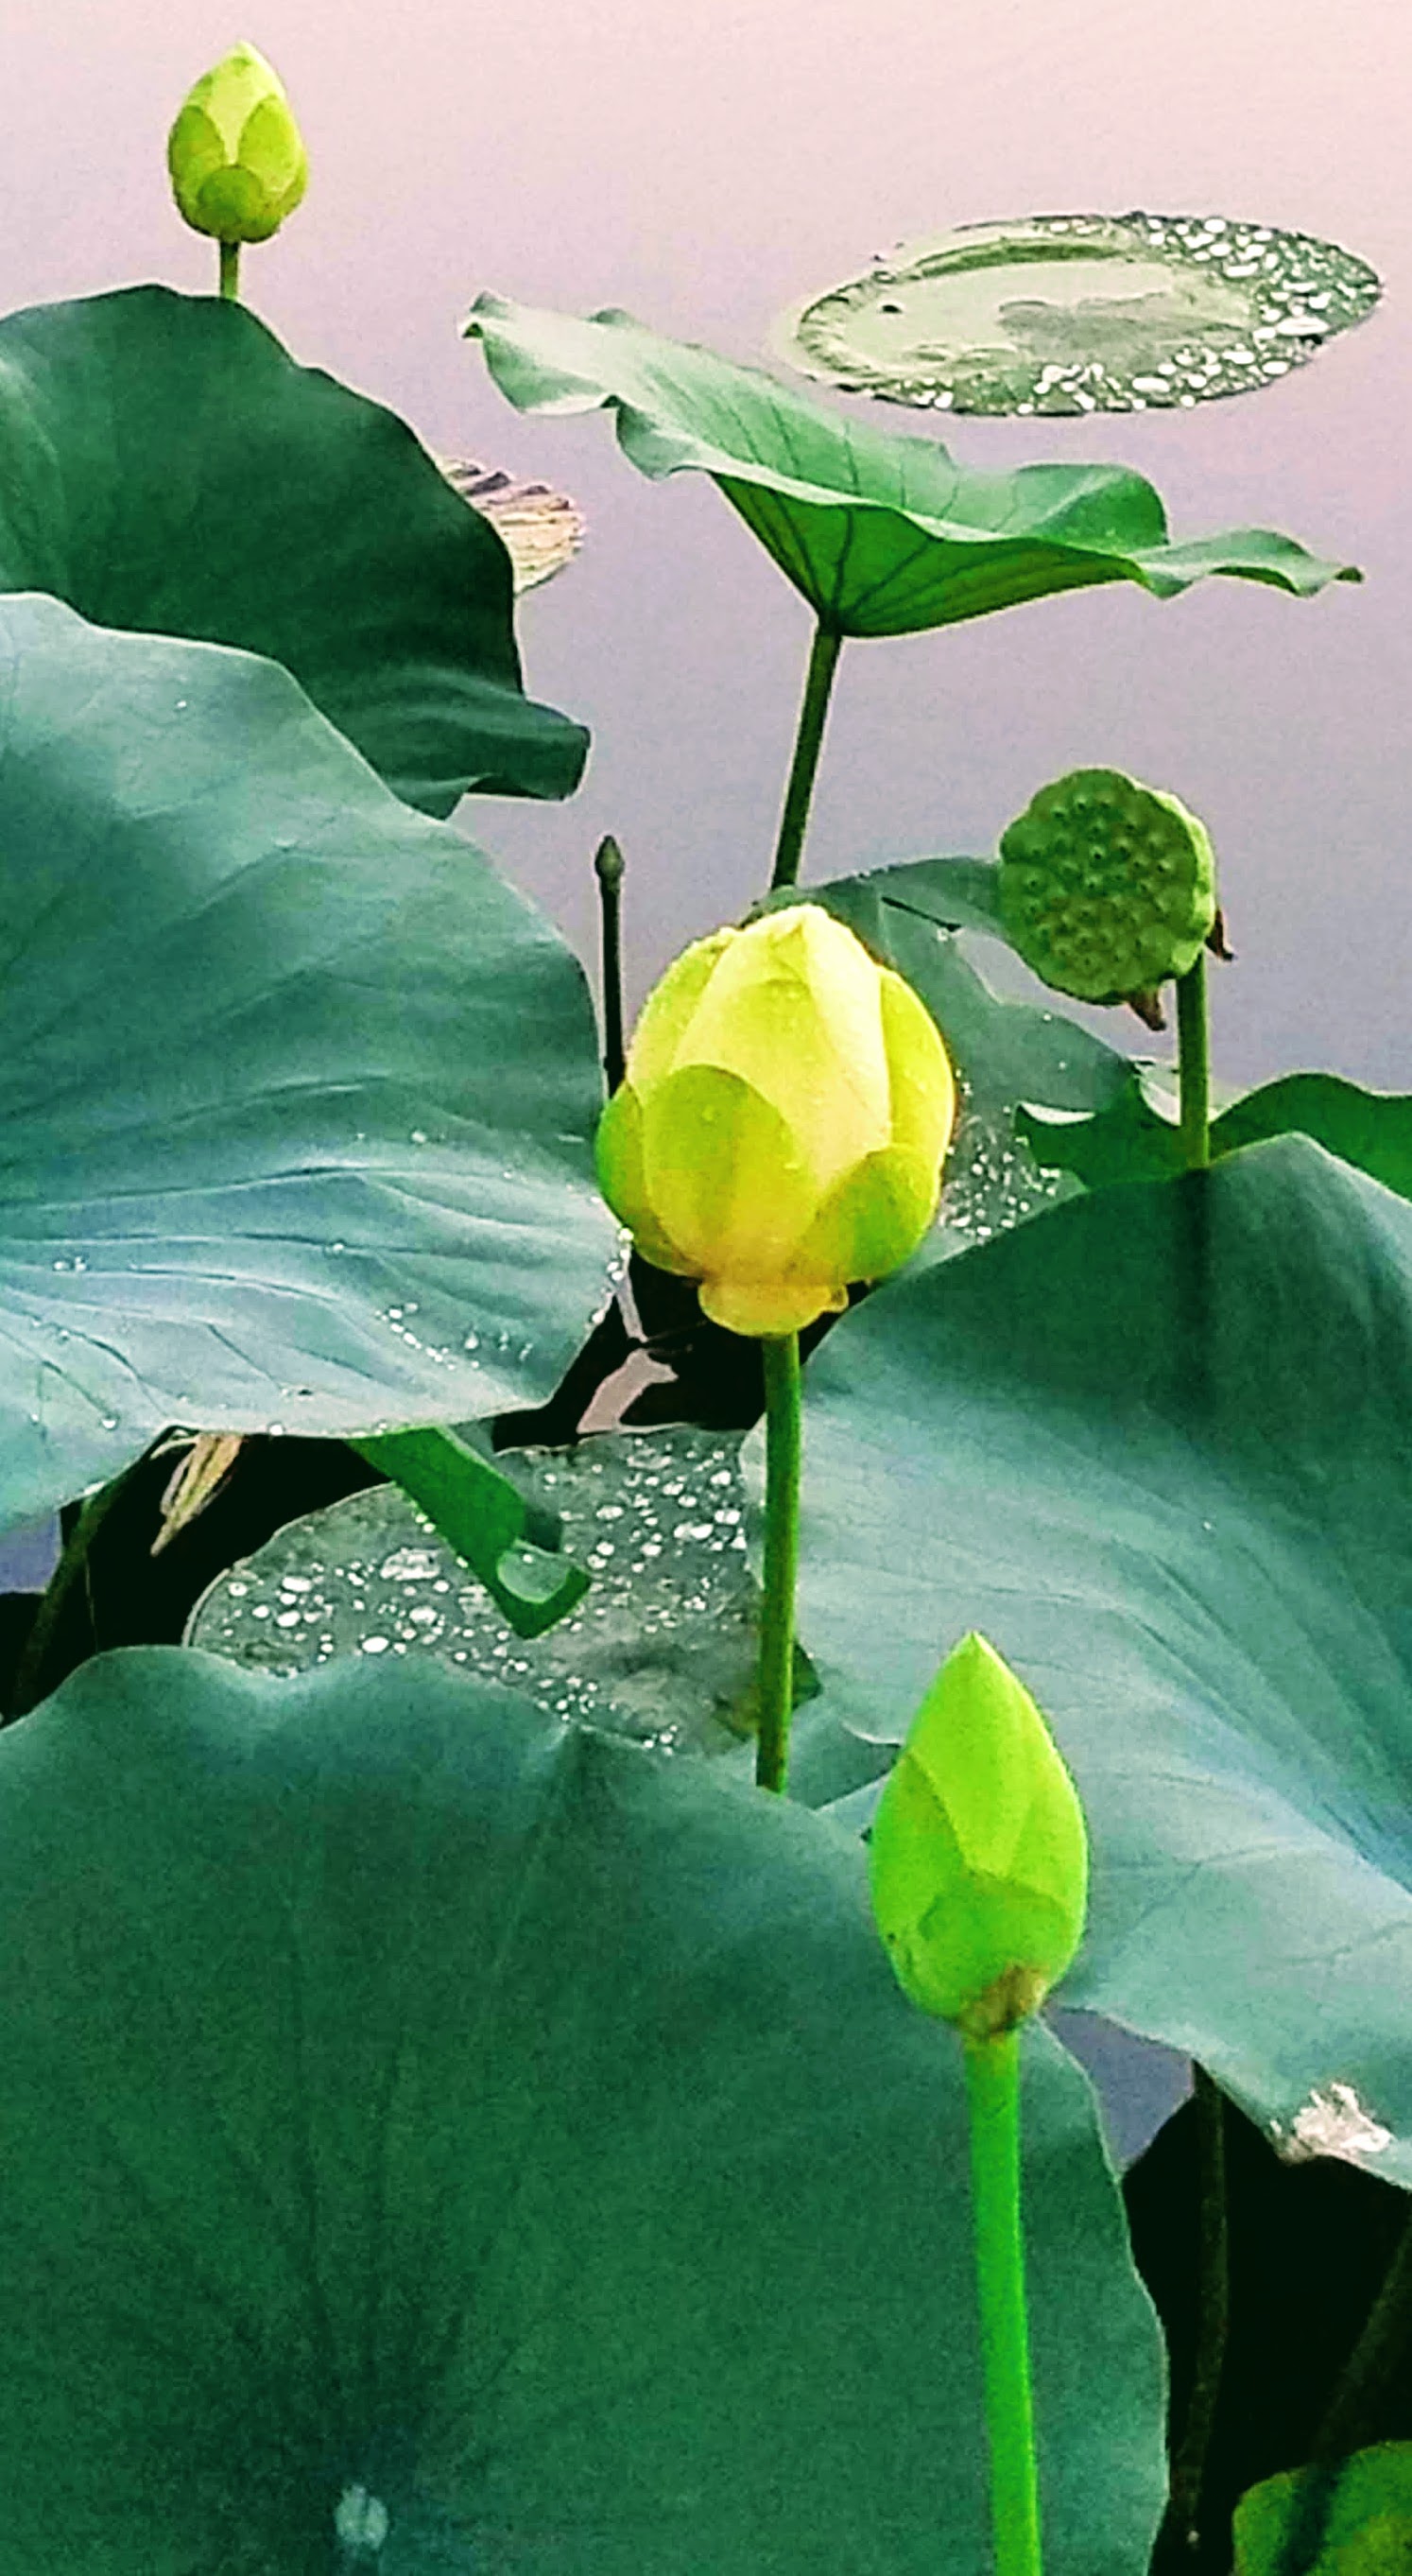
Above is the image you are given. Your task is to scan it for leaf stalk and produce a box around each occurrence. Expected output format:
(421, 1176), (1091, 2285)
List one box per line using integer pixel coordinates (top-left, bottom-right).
(1274, 2198), (1412, 2576)
(1176, 951), (1211, 1171)
(768, 622), (843, 891)
(1157, 2064), (1230, 2565)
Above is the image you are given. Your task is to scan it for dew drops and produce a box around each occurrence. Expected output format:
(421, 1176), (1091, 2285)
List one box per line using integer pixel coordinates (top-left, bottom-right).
(188, 1427), (776, 1756)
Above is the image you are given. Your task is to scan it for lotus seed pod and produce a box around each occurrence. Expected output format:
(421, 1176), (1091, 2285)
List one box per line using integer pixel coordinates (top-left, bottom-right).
(594, 904), (956, 1337)
(167, 43), (308, 245)
(998, 767), (1217, 1006)
(870, 1633), (1089, 2040)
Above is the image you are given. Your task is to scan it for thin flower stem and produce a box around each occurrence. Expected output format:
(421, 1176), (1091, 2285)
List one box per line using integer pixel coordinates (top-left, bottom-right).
(1176, 950), (1211, 1171)
(218, 240), (241, 301)
(963, 2031), (1043, 2576)
(754, 1331), (801, 1792)
(594, 835), (626, 1095)
(1157, 2064), (1230, 2565)
(767, 623), (843, 892)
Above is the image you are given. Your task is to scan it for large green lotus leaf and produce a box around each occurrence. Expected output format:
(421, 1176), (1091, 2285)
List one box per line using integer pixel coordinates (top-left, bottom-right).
(791, 1137), (1412, 2184)
(1024, 1065), (1412, 1204)
(0, 596), (615, 1534)
(465, 295), (1356, 637)
(0, 285), (587, 813)
(0, 1648), (1166, 2574)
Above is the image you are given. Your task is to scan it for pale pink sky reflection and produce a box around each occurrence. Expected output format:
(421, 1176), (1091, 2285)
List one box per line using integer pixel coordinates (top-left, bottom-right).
(2, 0), (1407, 1081)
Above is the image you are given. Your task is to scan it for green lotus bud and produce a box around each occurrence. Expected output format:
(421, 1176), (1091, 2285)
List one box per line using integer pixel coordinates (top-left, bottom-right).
(870, 1634), (1089, 2039)
(167, 43), (308, 245)
(595, 904), (956, 1338)
(998, 767), (1217, 1006)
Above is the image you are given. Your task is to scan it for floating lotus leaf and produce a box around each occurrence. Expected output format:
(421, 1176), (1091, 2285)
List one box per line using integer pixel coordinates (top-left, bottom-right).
(775, 213), (1381, 415)
(0, 597), (614, 1537)
(0, 285), (587, 812)
(190, 1426), (798, 1756)
(788, 1137), (1412, 2185)
(465, 294), (1356, 638)
(0, 1648), (1166, 2574)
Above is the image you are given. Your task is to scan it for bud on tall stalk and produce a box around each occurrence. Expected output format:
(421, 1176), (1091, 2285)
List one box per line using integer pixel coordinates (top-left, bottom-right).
(595, 904), (956, 1337)
(167, 43), (308, 250)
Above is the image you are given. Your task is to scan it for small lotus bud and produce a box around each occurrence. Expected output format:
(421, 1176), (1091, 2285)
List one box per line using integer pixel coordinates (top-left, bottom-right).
(998, 767), (1217, 1006)
(870, 1634), (1089, 2039)
(594, 904), (956, 1338)
(167, 43), (308, 246)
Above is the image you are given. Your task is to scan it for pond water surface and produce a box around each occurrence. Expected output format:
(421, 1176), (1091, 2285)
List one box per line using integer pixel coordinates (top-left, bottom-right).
(3, 0), (1407, 1088)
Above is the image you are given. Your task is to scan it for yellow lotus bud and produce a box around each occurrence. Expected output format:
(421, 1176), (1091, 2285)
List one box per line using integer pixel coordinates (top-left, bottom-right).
(870, 1634), (1089, 2039)
(595, 904), (956, 1338)
(167, 43), (308, 245)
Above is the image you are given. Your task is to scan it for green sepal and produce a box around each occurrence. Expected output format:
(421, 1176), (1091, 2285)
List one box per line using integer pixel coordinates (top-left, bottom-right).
(594, 1084), (695, 1274)
(640, 1063), (818, 1276)
(794, 1144), (938, 1286)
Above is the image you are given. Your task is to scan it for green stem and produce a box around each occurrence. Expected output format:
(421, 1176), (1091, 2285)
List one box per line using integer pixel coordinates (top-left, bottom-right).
(754, 1331), (801, 1792)
(7, 1453), (147, 1720)
(1176, 950), (1211, 1171)
(1276, 2200), (1412, 2576)
(1158, 2064), (1230, 2564)
(594, 834), (626, 1095)
(767, 622), (843, 892)
(218, 240), (241, 301)
(963, 2031), (1043, 2576)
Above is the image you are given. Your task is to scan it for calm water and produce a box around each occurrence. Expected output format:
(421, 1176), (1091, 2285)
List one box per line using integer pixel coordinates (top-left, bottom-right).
(2, 0), (1408, 1089)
